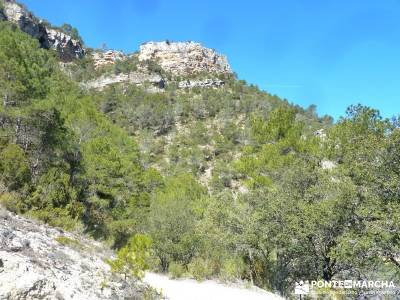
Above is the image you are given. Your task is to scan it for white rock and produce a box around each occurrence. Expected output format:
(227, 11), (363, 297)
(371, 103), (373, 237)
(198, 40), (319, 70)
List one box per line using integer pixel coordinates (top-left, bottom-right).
(321, 159), (336, 170)
(92, 50), (127, 69)
(178, 79), (225, 89)
(83, 71), (164, 91)
(0, 209), (153, 300)
(314, 129), (327, 140)
(2, 0), (84, 62)
(139, 41), (232, 76)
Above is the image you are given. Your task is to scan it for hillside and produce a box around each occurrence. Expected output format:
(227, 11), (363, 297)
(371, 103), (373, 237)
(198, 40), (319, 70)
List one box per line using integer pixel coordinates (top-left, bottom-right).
(0, 1), (399, 299)
(0, 207), (156, 299)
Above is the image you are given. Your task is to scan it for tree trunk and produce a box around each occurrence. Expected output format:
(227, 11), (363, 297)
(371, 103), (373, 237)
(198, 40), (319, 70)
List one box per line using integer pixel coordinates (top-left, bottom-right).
(322, 256), (335, 281)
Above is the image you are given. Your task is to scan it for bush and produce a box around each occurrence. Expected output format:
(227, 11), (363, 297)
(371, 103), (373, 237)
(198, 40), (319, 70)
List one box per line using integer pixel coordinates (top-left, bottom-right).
(28, 207), (82, 231)
(168, 262), (186, 279)
(55, 236), (83, 250)
(188, 257), (214, 281)
(0, 144), (31, 191)
(0, 192), (23, 213)
(220, 257), (246, 282)
(107, 234), (153, 280)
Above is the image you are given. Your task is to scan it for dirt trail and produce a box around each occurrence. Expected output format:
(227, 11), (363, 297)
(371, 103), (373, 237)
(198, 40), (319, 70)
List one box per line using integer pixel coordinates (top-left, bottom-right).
(144, 272), (285, 300)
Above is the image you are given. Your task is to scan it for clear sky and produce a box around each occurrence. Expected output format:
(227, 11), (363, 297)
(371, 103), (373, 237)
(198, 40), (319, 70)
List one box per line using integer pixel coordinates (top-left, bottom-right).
(22, 0), (400, 120)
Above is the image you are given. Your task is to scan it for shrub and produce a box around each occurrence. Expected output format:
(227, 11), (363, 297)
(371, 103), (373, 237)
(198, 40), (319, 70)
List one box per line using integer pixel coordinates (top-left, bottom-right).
(107, 234), (153, 280)
(28, 207), (82, 231)
(168, 262), (186, 279)
(0, 192), (23, 213)
(188, 257), (214, 281)
(220, 257), (246, 282)
(55, 236), (83, 250)
(0, 144), (31, 191)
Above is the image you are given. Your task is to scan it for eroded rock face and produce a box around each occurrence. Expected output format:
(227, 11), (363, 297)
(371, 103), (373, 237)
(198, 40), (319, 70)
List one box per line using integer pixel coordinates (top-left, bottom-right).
(92, 50), (127, 69)
(2, 0), (84, 61)
(83, 71), (164, 92)
(0, 207), (155, 300)
(139, 41), (232, 76)
(46, 28), (85, 62)
(2, 0), (48, 42)
(178, 78), (225, 89)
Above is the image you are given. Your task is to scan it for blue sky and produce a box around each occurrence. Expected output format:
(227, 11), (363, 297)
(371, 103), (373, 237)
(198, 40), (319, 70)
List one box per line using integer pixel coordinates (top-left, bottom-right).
(23, 0), (400, 120)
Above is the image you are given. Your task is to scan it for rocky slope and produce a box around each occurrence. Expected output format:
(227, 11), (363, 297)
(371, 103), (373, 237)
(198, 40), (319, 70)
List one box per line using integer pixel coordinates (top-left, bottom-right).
(84, 41), (232, 92)
(1, 0), (84, 61)
(138, 41), (232, 76)
(92, 50), (127, 69)
(0, 207), (157, 300)
(83, 71), (165, 92)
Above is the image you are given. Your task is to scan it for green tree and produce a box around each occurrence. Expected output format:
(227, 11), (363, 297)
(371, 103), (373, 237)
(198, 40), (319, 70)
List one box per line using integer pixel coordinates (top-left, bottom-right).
(60, 23), (83, 44)
(107, 234), (153, 280)
(0, 143), (31, 190)
(148, 174), (206, 271)
(0, 22), (55, 106)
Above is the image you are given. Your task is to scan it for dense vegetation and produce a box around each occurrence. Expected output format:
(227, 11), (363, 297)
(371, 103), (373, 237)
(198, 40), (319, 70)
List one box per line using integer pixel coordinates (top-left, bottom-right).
(0, 19), (399, 298)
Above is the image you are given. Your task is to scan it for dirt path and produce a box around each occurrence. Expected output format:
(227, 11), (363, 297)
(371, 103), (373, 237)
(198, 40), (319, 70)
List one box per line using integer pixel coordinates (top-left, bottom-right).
(144, 272), (285, 300)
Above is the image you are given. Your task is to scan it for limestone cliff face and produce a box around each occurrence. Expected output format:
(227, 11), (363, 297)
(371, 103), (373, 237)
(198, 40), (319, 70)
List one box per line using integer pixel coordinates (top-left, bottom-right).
(45, 28), (84, 61)
(83, 71), (165, 92)
(1, 0), (84, 61)
(178, 78), (225, 89)
(92, 50), (127, 69)
(138, 41), (232, 76)
(2, 0), (47, 41)
(0, 207), (156, 300)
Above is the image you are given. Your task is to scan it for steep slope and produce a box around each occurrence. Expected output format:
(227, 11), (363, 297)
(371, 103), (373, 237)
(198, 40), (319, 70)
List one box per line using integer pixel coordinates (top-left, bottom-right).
(79, 41), (234, 92)
(3, 1), (398, 299)
(138, 41), (232, 76)
(0, 0), (84, 61)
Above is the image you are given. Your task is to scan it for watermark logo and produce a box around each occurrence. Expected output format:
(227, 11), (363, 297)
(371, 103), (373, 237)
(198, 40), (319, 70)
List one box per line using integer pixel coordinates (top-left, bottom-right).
(310, 280), (396, 289)
(294, 280), (396, 295)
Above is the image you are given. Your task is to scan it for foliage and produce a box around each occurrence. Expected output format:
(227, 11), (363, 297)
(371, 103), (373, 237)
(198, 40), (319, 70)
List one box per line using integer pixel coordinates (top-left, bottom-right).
(0, 143), (31, 190)
(147, 174), (206, 271)
(55, 236), (83, 250)
(187, 257), (214, 281)
(1, 18), (398, 298)
(107, 234), (153, 280)
(59, 23), (83, 43)
(220, 257), (246, 282)
(168, 262), (186, 279)
(0, 22), (56, 106)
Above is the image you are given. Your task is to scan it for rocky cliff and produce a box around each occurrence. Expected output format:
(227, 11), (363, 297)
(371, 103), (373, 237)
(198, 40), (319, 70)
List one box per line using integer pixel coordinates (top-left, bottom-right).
(84, 41), (232, 91)
(83, 71), (165, 92)
(138, 41), (232, 76)
(0, 207), (157, 300)
(1, 0), (84, 61)
(92, 50), (127, 69)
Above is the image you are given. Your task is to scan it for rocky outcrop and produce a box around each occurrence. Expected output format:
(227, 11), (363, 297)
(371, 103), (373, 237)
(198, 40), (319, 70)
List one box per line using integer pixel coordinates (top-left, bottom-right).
(0, 207), (157, 300)
(139, 41), (232, 76)
(83, 71), (165, 91)
(1, 0), (84, 61)
(92, 50), (127, 69)
(178, 79), (225, 89)
(46, 28), (84, 61)
(83, 73), (227, 92)
(2, 0), (47, 41)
